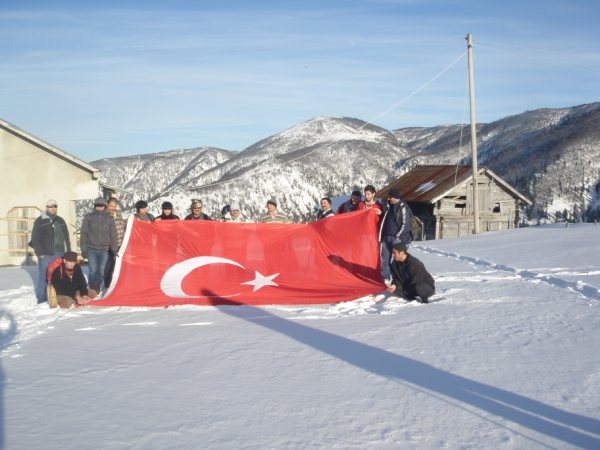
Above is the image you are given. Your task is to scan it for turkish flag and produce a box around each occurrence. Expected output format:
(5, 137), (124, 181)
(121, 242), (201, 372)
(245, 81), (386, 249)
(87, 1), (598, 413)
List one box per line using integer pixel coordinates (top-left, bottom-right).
(92, 210), (385, 307)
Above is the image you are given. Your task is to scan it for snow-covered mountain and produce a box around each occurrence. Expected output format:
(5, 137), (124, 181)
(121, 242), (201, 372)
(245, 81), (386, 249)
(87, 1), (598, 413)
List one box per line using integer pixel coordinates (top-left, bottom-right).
(94, 117), (409, 222)
(396, 103), (600, 221)
(92, 103), (600, 223)
(92, 146), (234, 207)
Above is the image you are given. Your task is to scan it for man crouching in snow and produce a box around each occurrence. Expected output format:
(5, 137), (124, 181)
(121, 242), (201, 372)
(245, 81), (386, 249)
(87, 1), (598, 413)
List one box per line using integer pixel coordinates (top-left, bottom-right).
(49, 251), (93, 308)
(386, 241), (435, 304)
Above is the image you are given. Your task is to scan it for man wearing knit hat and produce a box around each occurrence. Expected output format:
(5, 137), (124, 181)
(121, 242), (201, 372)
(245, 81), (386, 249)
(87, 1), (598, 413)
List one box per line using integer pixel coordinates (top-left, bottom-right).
(386, 241), (435, 303)
(223, 203), (251, 223)
(259, 199), (289, 223)
(80, 196), (117, 296)
(156, 201), (180, 220)
(378, 188), (414, 280)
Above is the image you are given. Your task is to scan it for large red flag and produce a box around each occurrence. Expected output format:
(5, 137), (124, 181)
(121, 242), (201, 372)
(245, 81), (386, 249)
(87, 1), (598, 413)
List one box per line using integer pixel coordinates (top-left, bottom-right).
(92, 210), (385, 307)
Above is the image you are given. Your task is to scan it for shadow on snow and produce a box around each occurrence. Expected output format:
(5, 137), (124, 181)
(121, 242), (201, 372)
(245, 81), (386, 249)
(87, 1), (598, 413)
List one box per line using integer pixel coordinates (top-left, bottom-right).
(205, 290), (600, 449)
(0, 310), (17, 450)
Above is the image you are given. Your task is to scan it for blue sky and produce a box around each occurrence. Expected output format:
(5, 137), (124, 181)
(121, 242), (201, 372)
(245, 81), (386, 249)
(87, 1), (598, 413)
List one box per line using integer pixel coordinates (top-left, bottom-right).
(1, 0), (598, 161)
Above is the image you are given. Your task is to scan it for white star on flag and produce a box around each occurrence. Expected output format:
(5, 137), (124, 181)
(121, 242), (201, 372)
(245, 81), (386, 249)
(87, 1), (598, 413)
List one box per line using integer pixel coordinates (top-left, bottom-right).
(242, 271), (280, 292)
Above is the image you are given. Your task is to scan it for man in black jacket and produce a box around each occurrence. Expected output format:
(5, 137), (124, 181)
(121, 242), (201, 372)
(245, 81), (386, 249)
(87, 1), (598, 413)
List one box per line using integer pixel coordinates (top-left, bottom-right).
(386, 241), (435, 303)
(50, 251), (91, 308)
(336, 190), (365, 214)
(30, 199), (71, 303)
(379, 188), (413, 280)
(317, 197), (335, 220)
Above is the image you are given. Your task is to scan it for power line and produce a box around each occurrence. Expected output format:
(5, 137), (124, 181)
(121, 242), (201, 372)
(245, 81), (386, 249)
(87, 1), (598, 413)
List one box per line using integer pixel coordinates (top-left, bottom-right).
(193, 50), (468, 191)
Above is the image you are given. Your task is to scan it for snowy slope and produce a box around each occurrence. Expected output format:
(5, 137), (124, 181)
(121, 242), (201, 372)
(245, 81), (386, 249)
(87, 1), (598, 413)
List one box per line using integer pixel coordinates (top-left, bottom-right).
(1, 224), (599, 449)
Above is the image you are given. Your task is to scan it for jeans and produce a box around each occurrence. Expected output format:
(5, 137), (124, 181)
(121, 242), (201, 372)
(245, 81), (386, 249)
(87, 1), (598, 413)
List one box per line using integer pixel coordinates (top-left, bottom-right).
(36, 252), (63, 304)
(380, 235), (397, 280)
(87, 248), (109, 290)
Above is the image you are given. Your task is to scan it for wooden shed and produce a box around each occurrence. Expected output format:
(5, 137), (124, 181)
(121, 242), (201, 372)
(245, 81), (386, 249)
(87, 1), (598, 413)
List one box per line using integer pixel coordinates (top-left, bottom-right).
(0, 118), (100, 265)
(377, 165), (532, 240)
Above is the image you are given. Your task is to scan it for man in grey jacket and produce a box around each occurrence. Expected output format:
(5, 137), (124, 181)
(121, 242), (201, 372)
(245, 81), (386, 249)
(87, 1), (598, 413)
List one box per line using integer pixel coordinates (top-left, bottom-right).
(80, 197), (117, 295)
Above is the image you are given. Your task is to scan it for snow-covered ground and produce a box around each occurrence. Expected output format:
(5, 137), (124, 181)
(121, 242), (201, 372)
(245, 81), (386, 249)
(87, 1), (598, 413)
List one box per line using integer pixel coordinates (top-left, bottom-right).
(1, 224), (599, 449)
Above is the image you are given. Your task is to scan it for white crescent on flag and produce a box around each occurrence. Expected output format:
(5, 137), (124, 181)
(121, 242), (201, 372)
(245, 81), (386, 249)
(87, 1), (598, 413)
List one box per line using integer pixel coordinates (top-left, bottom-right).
(160, 256), (281, 298)
(160, 256), (246, 298)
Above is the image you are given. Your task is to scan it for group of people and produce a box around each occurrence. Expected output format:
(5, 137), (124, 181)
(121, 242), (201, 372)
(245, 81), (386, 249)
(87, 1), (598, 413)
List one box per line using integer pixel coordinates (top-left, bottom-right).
(130, 198), (289, 224)
(321, 185), (434, 303)
(30, 186), (435, 308)
(30, 196), (124, 307)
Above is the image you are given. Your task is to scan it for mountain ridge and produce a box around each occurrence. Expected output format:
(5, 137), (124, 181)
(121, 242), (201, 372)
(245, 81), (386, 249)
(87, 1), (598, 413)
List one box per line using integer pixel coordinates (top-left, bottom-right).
(92, 102), (600, 223)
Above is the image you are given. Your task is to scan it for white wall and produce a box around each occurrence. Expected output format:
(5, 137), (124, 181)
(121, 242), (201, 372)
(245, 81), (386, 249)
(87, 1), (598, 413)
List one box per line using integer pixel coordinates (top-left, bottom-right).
(0, 125), (99, 265)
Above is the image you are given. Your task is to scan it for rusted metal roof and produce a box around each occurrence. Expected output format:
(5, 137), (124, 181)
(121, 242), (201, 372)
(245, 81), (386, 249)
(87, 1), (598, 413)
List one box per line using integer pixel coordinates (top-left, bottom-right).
(377, 165), (531, 205)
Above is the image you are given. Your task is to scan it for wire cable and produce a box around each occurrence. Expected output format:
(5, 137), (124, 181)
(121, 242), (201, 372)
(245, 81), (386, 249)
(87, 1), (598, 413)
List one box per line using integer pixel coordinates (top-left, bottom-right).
(194, 50), (468, 191)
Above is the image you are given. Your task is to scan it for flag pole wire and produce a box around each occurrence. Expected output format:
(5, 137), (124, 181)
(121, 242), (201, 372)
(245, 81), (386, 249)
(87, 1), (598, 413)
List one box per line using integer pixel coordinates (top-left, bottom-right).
(194, 50), (468, 190)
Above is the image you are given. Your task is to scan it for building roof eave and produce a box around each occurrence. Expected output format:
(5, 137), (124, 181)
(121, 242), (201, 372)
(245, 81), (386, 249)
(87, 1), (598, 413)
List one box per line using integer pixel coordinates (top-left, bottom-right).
(0, 118), (100, 178)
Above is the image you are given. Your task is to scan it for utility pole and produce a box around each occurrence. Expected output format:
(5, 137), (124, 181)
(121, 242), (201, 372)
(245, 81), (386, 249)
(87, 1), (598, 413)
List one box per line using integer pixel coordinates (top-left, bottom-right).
(466, 33), (480, 234)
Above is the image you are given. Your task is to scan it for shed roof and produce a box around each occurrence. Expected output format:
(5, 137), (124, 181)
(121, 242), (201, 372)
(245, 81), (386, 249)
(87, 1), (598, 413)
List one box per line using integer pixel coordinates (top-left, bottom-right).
(0, 118), (100, 179)
(377, 165), (532, 205)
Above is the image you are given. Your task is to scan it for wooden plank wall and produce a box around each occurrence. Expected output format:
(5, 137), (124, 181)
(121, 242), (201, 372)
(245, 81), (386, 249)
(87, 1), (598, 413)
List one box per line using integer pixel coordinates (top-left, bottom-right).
(432, 176), (521, 239)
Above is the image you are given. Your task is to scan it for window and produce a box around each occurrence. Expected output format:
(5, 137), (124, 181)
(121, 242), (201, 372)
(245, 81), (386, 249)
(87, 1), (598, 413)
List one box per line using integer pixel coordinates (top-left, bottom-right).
(7, 206), (40, 258)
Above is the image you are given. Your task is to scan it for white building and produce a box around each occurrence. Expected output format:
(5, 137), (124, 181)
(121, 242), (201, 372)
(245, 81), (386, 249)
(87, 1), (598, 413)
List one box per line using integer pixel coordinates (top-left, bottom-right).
(0, 119), (100, 265)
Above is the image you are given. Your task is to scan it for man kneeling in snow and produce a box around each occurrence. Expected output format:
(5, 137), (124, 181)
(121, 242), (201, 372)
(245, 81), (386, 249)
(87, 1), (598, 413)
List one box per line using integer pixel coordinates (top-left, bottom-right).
(386, 241), (435, 304)
(49, 251), (92, 308)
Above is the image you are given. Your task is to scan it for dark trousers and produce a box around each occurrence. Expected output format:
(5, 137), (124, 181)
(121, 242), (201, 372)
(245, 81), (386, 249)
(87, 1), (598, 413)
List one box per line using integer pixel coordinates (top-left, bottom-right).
(404, 282), (435, 301)
(103, 248), (117, 288)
